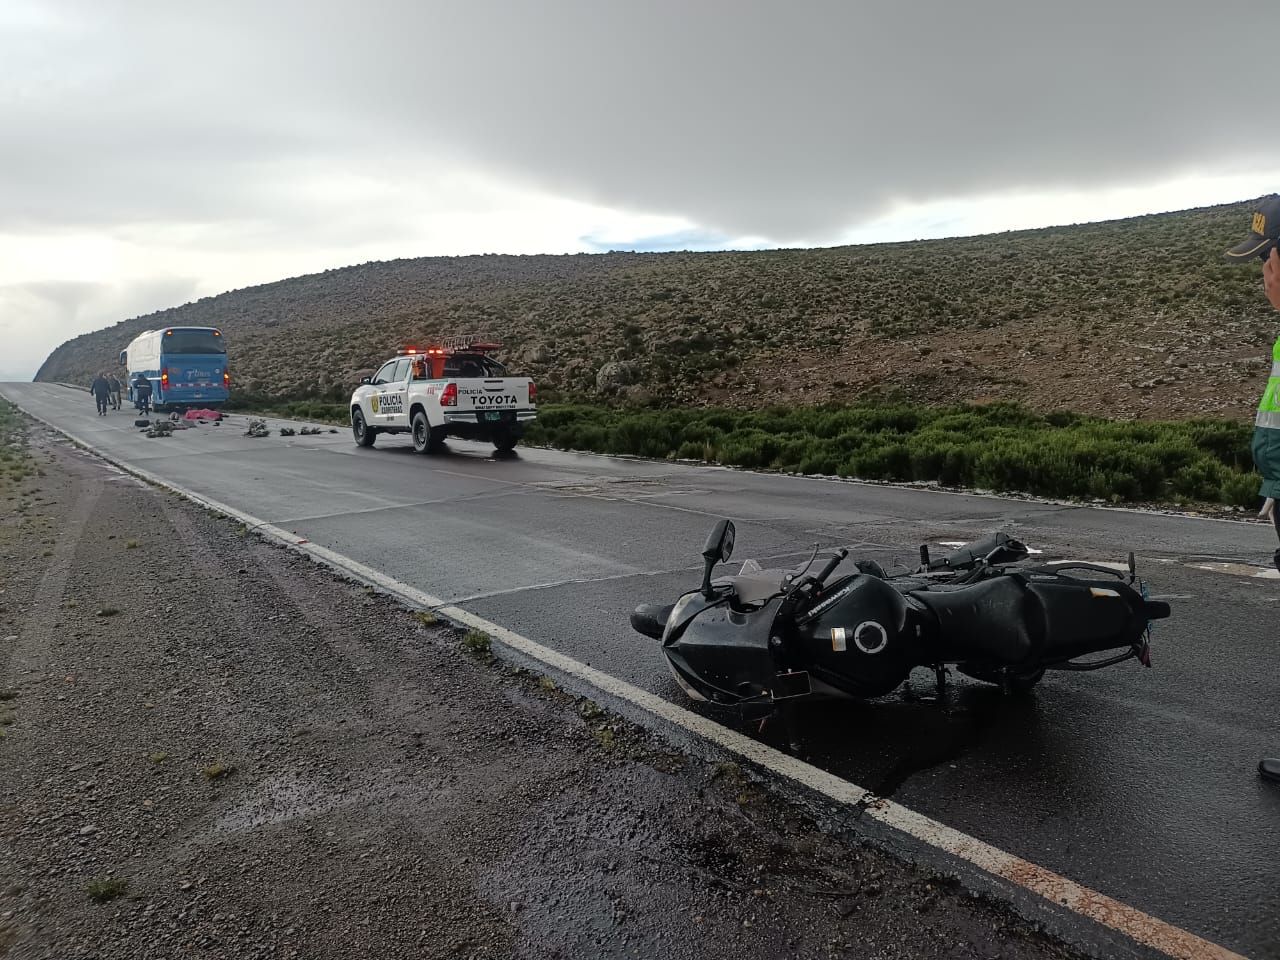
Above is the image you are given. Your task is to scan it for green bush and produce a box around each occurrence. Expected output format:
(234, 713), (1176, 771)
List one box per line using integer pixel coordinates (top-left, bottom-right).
(522, 400), (1261, 507)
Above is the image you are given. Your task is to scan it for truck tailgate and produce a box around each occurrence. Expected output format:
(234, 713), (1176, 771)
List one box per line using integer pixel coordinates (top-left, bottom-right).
(451, 378), (534, 416)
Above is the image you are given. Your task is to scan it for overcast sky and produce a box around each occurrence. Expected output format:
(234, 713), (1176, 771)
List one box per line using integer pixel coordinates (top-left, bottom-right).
(2, 0), (1277, 380)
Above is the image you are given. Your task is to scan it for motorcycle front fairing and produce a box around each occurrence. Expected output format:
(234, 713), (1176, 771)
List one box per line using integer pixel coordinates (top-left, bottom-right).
(660, 583), (786, 706)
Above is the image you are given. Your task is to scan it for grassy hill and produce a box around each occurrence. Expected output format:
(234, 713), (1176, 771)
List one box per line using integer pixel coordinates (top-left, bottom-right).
(35, 199), (1278, 422)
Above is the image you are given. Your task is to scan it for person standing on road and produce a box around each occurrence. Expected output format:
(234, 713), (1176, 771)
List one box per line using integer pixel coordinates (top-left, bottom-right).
(131, 372), (152, 415)
(90, 371), (111, 416)
(1223, 195), (1280, 785)
(107, 373), (122, 410)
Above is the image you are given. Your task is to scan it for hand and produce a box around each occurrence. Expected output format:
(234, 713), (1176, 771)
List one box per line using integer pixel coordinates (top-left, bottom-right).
(1261, 497), (1276, 520)
(1265, 249), (1280, 311)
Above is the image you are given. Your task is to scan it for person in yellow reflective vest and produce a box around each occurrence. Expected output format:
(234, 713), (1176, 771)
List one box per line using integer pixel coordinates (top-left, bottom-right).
(1224, 195), (1280, 784)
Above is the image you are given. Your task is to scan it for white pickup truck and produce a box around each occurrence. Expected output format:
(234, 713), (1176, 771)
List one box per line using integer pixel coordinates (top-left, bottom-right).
(349, 340), (537, 453)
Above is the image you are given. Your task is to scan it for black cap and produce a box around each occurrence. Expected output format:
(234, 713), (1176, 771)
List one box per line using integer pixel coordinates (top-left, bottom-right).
(1224, 195), (1280, 263)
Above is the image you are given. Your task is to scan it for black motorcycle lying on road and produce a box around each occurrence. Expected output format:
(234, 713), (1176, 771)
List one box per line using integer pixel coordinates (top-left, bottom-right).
(630, 520), (1171, 706)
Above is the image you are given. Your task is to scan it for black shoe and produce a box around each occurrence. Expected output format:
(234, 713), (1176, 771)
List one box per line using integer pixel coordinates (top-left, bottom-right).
(1260, 758), (1280, 783)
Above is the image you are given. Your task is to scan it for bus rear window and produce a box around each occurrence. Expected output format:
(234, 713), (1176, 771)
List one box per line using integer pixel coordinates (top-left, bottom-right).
(163, 330), (226, 354)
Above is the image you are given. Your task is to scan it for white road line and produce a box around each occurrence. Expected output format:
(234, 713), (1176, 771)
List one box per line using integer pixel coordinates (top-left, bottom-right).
(4, 394), (1250, 960)
(423, 550), (830, 604)
(1187, 561), (1280, 580)
(1043, 559), (1132, 573)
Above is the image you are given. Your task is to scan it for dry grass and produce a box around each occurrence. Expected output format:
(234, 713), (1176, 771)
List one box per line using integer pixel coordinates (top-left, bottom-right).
(460, 630), (491, 656)
(86, 878), (128, 903)
(202, 759), (234, 781)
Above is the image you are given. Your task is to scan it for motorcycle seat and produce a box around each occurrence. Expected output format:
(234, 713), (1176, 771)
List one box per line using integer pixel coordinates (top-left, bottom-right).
(912, 576), (1045, 664)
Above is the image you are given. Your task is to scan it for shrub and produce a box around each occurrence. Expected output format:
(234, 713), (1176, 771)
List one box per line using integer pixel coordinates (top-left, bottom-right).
(519, 400), (1258, 506)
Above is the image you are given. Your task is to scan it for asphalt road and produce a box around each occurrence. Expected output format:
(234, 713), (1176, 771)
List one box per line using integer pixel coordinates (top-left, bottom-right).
(6, 382), (1279, 959)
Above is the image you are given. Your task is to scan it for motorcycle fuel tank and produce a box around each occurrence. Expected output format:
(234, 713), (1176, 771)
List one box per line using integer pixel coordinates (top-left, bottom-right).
(796, 574), (917, 698)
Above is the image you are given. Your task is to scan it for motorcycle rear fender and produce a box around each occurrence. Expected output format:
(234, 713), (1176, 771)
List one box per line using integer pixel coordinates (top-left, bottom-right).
(1025, 575), (1151, 662)
(914, 572), (1153, 668)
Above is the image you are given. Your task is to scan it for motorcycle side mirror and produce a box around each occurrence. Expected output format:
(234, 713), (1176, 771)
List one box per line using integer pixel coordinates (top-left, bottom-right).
(700, 519), (735, 598)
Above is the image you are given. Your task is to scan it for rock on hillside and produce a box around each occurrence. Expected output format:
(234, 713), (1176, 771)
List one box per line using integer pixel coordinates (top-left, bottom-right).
(35, 200), (1279, 421)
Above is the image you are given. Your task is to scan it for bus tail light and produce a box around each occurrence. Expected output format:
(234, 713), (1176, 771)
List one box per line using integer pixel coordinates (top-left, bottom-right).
(529, 382), (537, 404)
(161, 368), (169, 389)
(440, 383), (458, 407)
(224, 371), (230, 389)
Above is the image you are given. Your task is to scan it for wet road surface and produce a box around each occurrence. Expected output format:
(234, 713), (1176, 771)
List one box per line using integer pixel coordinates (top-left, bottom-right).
(5, 382), (1279, 959)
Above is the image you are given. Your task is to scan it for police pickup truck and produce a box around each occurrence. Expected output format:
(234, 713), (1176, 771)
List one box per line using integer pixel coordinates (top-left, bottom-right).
(350, 338), (536, 454)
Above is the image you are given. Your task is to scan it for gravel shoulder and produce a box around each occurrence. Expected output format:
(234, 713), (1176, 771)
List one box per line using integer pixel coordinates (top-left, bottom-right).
(0, 418), (1093, 960)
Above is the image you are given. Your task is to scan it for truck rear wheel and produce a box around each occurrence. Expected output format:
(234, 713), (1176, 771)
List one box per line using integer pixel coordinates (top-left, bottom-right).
(492, 429), (519, 453)
(352, 409), (376, 447)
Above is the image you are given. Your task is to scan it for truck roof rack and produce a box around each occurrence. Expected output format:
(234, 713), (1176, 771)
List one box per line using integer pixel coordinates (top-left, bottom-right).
(439, 335), (502, 353)
(395, 335), (503, 357)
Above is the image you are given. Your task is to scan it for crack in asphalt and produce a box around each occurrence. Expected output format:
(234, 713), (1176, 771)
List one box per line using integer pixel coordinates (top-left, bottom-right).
(275, 486), (531, 525)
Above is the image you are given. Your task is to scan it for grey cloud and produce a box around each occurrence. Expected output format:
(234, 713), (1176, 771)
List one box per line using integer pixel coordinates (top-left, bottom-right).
(391, 0), (1277, 238)
(0, 277), (200, 380)
(6, 0), (1277, 245)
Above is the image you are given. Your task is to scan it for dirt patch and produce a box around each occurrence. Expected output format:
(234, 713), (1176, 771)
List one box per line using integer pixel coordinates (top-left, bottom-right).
(0, 423), (1091, 960)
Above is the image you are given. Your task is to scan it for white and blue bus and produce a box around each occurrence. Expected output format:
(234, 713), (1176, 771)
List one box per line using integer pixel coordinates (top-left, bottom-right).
(119, 327), (230, 411)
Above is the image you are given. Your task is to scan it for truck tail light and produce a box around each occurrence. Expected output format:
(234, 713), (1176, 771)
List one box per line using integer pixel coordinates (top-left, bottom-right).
(440, 383), (457, 407)
(528, 382), (537, 404)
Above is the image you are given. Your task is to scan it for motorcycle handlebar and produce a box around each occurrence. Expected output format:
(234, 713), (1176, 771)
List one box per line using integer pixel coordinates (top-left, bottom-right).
(813, 548), (849, 586)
